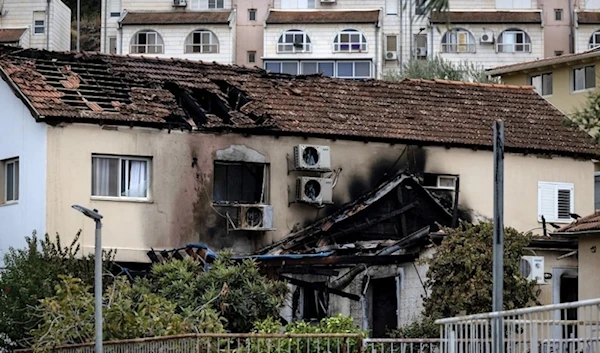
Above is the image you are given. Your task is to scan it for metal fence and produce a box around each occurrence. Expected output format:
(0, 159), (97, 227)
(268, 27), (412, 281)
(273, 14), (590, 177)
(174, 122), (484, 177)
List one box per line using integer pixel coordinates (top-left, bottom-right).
(363, 338), (441, 353)
(435, 299), (600, 353)
(16, 333), (364, 353)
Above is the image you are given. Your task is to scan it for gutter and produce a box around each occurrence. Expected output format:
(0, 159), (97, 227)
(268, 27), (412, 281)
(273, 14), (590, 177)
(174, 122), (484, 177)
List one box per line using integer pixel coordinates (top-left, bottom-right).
(0, 65), (44, 121)
(550, 230), (600, 237)
(487, 49), (600, 76)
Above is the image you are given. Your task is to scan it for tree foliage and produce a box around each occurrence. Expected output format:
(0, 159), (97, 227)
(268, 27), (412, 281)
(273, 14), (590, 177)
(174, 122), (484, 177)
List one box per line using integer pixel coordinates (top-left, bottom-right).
(0, 232), (113, 350)
(423, 222), (539, 318)
(568, 90), (600, 142)
(30, 255), (288, 350)
(383, 56), (498, 83)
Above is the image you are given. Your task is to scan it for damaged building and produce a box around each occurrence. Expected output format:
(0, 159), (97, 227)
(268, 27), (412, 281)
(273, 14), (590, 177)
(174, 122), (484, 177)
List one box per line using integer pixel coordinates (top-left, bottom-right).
(0, 47), (598, 333)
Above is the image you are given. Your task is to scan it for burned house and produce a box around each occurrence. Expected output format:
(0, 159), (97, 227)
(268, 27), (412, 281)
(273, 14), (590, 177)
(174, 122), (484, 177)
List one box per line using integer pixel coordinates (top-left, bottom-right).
(0, 47), (598, 330)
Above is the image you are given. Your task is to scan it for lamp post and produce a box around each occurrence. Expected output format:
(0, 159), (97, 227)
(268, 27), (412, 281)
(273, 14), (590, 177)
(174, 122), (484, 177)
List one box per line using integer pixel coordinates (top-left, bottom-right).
(71, 205), (103, 353)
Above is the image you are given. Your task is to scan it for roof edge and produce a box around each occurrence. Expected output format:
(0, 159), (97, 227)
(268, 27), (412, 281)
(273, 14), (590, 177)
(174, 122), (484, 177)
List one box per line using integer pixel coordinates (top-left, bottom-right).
(0, 64), (43, 121)
(487, 48), (600, 76)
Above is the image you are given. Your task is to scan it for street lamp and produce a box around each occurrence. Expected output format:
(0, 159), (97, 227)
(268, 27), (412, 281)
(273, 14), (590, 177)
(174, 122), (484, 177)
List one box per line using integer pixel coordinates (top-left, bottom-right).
(71, 205), (103, 353)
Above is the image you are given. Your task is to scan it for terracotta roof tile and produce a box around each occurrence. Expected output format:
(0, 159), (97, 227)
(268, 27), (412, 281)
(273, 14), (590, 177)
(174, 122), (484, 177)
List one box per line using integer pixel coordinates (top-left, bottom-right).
(266, 10), (380, 24)
(554, 212), (600, 234)
(120, 11), (232, 25)
(430, 11), (542, 24)
(0, 47), (598, 159)
(577, 11), (600, 24)
(0, 28), (26, 43)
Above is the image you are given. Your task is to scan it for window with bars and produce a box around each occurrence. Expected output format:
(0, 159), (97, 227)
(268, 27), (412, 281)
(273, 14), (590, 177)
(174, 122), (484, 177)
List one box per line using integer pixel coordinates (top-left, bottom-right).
(91, 155), (151, 200)
(497, 29), (531, 53)
(530, 73), (553, 96)
(573, 65), (596, 91)
(2, 158), (19, 204)
(185, 30), (219, 53)
(538, 182), (574, 223)
(333, 29), (367, 53)
(441, 29), (476, 53)
(130, 30), (164, 54)
(277, 30), (311, 53)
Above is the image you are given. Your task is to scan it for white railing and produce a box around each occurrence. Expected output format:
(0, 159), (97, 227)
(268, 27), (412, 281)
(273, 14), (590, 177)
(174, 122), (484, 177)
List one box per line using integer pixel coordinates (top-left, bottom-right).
(130, 44), (164, 54)
(435, 299), (600, 353)
(363, 338), (441, 353)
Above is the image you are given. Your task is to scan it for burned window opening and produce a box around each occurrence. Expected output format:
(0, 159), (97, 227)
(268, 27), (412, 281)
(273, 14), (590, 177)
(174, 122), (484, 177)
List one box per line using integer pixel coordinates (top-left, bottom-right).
(303, 283), (328, 322)
(213, 161), (268, 204)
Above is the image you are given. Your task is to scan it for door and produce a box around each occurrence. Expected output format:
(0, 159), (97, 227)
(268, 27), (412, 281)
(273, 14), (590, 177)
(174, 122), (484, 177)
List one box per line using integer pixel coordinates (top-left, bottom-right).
(560, 275), (578, 339)
(371, 277), (398, 337)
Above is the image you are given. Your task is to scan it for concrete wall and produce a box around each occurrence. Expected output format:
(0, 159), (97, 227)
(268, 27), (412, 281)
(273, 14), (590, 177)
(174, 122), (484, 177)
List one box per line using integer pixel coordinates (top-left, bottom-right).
(0, 80), (47, 268)
(43, 123), (595, 263)
(540, 0), (573, 57)
(120, 23), (234, 63)
(234, 0), (272, 66)
(578, 235), (600, 300)
(499, 59), (600, 115)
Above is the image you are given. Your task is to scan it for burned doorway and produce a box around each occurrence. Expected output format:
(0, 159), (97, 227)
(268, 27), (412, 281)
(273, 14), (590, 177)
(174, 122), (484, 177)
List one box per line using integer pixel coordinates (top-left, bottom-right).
(371, 276), (398, 337)
(560, 273), (578, 339)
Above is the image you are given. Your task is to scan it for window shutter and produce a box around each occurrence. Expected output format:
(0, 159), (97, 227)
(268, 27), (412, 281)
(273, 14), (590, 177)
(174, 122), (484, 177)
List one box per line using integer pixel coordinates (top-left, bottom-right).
(556, 185), (574, 221)
(538, 182), (557, 222)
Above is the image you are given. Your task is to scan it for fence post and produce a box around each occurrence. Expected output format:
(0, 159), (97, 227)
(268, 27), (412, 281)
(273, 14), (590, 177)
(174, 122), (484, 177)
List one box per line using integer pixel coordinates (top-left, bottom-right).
(356, 335), (364, 353)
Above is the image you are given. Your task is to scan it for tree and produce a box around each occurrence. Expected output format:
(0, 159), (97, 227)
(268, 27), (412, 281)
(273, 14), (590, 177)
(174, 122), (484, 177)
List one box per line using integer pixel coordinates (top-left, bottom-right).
(0, 232), (114, 350)
(423, 222), (539, 318)
(383, 56), (498, 83)
(567, 90), (600, 142)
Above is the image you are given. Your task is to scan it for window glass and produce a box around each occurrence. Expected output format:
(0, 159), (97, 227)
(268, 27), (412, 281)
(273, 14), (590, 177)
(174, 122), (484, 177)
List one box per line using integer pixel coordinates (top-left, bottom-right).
(337, 62), (353, 77)
(265, 62), (281, 73)
(302, 62), (318, 75)
(213, 162), (266, 203)
(586, 66), (596, 89)
(92, 156), (149, 198)
(92, 157), (120, 197)
(318, 62), (334, 77)
(355, 62), (371, 77)
(281, 62), (298, 75)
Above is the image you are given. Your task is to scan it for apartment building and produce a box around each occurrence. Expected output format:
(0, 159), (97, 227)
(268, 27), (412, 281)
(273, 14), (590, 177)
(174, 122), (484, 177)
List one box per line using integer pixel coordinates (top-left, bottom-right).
(0, 0), (70, 51)
(99, 0), (584, 77)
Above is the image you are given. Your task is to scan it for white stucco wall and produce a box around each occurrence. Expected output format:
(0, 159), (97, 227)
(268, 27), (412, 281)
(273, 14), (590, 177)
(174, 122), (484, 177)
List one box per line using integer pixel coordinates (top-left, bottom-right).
(121, 23), (234, 63)
(575, 24), (600, 53)
(0, 80), (47, 267)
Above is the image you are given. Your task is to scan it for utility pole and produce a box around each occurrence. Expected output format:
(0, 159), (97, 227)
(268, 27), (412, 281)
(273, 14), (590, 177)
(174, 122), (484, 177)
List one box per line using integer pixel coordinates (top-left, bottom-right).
(76, 0), (80, 52)
(492, 120), (504, 353)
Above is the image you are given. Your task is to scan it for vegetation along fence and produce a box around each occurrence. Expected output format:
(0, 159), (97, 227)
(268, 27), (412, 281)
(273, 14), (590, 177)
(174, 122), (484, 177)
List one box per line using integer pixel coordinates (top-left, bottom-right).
(16, 333), (364, 353)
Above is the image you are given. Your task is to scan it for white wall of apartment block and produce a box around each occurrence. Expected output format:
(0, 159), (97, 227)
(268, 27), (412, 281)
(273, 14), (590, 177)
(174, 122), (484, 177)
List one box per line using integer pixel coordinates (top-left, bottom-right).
(49, 0), (72, 51)
(121, 23), (235, 63)
(575, 24), (600, 53)
(431, 23), (544, 69)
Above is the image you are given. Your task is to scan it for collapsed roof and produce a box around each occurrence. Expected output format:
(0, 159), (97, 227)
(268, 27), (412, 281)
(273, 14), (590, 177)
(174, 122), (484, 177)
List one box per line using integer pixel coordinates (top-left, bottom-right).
(0, 47), (597, 158)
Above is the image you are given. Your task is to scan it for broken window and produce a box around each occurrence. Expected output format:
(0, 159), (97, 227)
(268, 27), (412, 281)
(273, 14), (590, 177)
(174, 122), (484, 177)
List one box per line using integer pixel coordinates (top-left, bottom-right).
(302, 284), (328, 321)
(213, 162), (268, 204)
(92, 155), (151, 199)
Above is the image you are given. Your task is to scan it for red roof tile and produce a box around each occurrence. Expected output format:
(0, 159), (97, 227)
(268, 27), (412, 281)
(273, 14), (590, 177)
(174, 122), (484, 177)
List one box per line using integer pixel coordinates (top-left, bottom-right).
(0, 28), (26, 43)
(430, 11), (542, 24)
(120, 11), (232, 25)
(577, 11), (600, 24)
(266, 10), (380, 24)
(0, 48), (598, 159)
(554, 212), (600, 234)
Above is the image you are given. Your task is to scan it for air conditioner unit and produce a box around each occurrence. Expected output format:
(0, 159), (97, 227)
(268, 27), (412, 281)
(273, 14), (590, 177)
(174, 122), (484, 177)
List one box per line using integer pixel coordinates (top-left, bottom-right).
(415, 47), (427, 57)
(294, 144), (332, 171)
(296, 177), (334, 205)
(237, 205), (274, 231)
(173, 0), (187, 7)
(385, 51), (398, 60)
(321, 0), (336, 3)
(520, 256), (545, 284)
(480, 32), (494, 44)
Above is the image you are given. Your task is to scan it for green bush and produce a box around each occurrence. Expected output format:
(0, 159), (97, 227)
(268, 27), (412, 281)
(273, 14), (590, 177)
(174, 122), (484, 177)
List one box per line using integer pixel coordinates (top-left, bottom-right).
(0, 232), (113, 350)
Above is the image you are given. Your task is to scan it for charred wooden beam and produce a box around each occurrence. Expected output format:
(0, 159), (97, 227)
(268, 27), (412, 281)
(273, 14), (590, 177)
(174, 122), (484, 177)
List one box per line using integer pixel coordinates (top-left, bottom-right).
(277, 267), (340, 276)
(254, 254), (417, 267)
(279, 275), (360, 301)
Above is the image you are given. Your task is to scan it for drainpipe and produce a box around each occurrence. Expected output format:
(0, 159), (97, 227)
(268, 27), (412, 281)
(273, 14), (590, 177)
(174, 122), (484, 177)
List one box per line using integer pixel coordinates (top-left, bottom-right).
(430, 22), (434, 59)
(399, 0), (403, 71)
(103, 0), (108, 52)
(409, 0), (414, 61)
(46, 0), (50, 50)
(569, 0), (574, 53)
(375, 11), (382, 79)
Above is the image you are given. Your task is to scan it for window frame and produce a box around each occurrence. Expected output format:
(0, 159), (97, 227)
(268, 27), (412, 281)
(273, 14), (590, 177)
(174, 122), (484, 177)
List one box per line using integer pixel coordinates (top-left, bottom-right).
(441, 29), (476, 53)
(300, 61), (335, 77)
(572, 65), (596, 92)
(247, 51), (256, 63)
(277, 30), (312, 53)
(208, 0), (224, 9)
(333, 29), (368, 53)
(497, 29), (531, 53)
(185, 29), (219, 54)
(335, 61), (372, 79)
(530, 72), (553, 96)
(130, 30), (164, 54)
(109, 36), (117, 54)
(3, 158), (19, 204)
(590, 31), (600, 49)
(91, 155), (152, 202)
(212, 161), (269, 205)
(554, 9), (563, 21)
(538, 181), (574, 223)
(248, 8), (257, 21)
(264, 61), (300, 75)
(33, 12), (45, 35)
